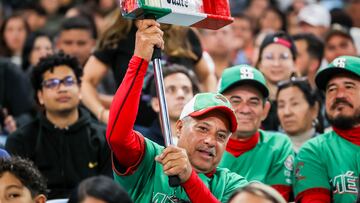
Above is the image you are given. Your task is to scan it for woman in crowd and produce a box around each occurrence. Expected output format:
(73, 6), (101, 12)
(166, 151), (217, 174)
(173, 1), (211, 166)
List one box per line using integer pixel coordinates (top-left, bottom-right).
(0, 13), (30, 66)
(81, 10), (216, 126)
(21, 31), (53, 75)
(256, 31), (296, 130)
(277, 77), (323, 153)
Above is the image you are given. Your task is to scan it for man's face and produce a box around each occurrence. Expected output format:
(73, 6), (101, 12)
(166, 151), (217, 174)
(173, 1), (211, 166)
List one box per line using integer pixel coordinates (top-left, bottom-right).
(299, 22), (327, 39)
(201, 25), (236, 57)
(223, 85), (270, 138)
(37, 65), (81, 115)
(325, 35), (357, 63)
(295, 39), (311, 76)
(232, 17), (252, 49)
(164, 73), (194, 120)
(325, 74), (360, 129)
(56, 29), (94, 66)
(0, 172), (44, 203)
(177, 111), (231, 173)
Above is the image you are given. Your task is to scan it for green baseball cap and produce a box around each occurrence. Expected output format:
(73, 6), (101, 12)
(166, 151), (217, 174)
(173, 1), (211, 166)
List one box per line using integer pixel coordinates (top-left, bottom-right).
(218, 65), (269, 98)
(315, 55), (360, 91)
(180, 92), (237, 133)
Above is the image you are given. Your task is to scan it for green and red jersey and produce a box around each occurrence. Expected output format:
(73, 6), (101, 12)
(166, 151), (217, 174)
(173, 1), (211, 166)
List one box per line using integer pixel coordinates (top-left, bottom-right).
(219, 130), (294, 200)
(294, 130), (360, 203)
(106, 56), (248, 203)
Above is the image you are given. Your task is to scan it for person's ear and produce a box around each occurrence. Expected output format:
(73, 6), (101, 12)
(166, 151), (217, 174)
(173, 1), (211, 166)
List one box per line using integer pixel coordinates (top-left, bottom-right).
(261, 100), (271, 121)
(37, 90), (44, 105)
(151, 98), (160, 113)
(34, 194), (47, 203)
(175, 119), (184, 138)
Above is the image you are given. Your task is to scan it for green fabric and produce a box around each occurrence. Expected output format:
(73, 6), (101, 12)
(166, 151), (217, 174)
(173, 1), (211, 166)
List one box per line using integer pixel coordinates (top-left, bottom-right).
(219, 130), (294, 186)
(294, 130), (360, 202)
(114, 138), (248, 203)
(193, 93), (233, 110)
(315, 55), (360, 91)
(218, 65), (269, 98)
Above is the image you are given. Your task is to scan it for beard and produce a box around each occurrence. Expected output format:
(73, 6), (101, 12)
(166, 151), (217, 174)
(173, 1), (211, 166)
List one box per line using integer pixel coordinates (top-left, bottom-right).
(326, 108), (360, 130)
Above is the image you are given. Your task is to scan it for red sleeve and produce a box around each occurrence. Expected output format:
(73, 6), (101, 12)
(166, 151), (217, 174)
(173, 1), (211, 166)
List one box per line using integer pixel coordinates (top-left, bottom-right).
(181, 170), (220, 203)
(271, 185), (291, 201)
(296, 188), (331, 203)
(106, 55), (149, 171)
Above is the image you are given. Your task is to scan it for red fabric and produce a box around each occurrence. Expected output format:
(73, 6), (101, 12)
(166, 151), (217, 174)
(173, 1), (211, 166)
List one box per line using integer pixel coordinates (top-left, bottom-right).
(333, 126), (360, 146)
(106, 55), (219, 201)
(106, 55), (149, 173)
(181, 170), (220, 203)
(272, 185), (291, 201)
(226, 131), (260, 157)
(274, 37), (292, 48)
(296, 188), (331, 203)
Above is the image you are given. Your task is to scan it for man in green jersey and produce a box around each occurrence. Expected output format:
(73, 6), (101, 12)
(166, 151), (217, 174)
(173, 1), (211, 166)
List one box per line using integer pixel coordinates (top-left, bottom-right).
(294, 55), (360, 202)
(217, 65), (294, 201)
(106, 19), (248, 203)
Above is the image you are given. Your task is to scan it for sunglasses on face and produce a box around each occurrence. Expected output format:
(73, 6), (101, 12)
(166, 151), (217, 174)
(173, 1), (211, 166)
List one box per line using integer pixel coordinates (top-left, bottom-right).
(42, 76), (77, 89)
(277, 76), (308, 88)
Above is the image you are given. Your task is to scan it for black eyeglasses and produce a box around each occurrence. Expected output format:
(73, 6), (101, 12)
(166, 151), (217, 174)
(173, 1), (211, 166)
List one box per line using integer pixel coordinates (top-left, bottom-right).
(42, 76), (77, 89)
(277, 76), (308, 88)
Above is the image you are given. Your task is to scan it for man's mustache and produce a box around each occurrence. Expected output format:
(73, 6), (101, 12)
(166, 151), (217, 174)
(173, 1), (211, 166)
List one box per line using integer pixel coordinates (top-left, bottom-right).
(331, 99), (353, 110)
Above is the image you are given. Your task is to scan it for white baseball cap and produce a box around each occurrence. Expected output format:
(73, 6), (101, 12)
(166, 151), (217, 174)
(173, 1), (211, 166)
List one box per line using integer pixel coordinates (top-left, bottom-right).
(298, 4), (330, 27)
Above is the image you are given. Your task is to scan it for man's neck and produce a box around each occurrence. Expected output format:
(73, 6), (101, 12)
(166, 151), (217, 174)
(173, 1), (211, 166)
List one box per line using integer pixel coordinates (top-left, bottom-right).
(46, 109), (79, 129)
(231, 130), (258, 141)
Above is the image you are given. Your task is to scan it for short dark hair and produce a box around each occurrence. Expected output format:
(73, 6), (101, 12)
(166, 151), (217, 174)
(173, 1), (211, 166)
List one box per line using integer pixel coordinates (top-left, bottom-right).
(59, 16), (95, 39)
(292, 33), (324, 64)
(0, 156), (47, 198)
(31, 52), (83, 93)
(150, 64), (200, 98)
(68, 175), (132, 203)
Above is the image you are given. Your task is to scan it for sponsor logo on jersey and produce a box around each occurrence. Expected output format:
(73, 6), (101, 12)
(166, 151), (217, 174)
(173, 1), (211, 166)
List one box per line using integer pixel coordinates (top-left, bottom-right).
(284, 155), (294, 171)
(331, 171), (358, 195)
(153, 193), (190, 203)
(295, 162), (305, 181)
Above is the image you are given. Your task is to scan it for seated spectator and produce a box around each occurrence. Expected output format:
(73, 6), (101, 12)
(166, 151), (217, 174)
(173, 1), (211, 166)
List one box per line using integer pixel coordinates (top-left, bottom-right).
(324, 24), (358, 63)
(22, 31), (54, 75)
(0, 58), (34, 145)
(0, 156), (47, 203)
(227, 182), (286, 203)
(0, 13), (30, 66)
(276, 77), (323, 153)
(68, 176), (132, 203)
(6, 52), (112, 199)
(135, 64), (199, 146)
(55, 16), (96, 67)
(256, 31), (297, 131)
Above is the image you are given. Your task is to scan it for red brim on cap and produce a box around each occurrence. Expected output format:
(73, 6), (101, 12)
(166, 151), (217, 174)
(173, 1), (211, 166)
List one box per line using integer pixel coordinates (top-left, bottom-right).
(189, 106), (238, 133)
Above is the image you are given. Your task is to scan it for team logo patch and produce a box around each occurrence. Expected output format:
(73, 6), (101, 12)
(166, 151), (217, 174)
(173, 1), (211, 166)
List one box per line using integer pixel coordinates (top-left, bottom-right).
(284, 155), (294, 171)
(295, 162), (305, 181)
(333, 57), (346, 68)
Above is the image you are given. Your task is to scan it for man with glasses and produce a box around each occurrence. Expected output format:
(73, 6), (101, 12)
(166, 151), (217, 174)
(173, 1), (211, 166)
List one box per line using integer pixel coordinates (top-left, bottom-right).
(218, 65), (294, 201)
(294, 55), (360, 203)
(5, 52), (112, 200)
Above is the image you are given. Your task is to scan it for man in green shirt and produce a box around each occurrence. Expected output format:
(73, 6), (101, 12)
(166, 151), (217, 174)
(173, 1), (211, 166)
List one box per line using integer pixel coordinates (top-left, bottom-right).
(106, 19), (247, 203)
(293, 55), (360, 202)
(218, 65), (294, 201)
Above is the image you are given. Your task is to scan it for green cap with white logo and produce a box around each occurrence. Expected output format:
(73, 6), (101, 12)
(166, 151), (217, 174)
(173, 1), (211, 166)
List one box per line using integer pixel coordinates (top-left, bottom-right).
(180, 92), (237, 133)
(218, 65), (269, 98)
(315, 55), (360, 91)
